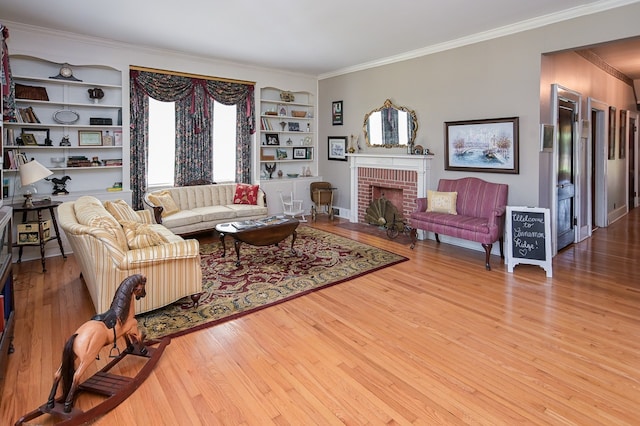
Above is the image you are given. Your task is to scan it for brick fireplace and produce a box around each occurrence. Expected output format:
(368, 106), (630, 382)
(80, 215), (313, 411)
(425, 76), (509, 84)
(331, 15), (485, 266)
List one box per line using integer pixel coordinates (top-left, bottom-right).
(348, 154), (433, 223)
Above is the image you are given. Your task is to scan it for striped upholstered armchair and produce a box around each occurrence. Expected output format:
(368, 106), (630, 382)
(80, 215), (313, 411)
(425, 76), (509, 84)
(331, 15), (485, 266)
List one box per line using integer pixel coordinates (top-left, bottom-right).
(58, 196), (202, 314)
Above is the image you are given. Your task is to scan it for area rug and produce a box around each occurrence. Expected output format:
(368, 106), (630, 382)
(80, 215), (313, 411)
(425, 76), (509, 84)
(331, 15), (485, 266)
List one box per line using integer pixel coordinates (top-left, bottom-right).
(137, 226), (407, 340)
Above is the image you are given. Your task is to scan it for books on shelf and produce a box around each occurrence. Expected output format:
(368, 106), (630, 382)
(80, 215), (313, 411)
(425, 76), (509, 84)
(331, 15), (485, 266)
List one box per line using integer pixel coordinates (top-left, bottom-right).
(3, 150), (28, 170)
(67, 155), (91, 167)
(261, 117), (273, 131)
(16, 106), (40, 123)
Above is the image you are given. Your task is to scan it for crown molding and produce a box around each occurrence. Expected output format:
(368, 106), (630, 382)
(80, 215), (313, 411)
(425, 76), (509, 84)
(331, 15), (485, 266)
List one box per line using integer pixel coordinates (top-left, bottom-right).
(319, 0), (640, 80)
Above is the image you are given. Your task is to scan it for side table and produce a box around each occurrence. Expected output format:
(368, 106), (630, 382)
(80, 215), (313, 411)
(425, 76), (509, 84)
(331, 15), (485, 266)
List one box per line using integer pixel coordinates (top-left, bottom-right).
(10, 200), (66, 272)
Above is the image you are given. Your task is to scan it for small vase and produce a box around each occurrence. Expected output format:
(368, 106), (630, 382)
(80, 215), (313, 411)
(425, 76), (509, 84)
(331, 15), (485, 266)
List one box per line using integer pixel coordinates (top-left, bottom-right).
(277, 170), (283, 178)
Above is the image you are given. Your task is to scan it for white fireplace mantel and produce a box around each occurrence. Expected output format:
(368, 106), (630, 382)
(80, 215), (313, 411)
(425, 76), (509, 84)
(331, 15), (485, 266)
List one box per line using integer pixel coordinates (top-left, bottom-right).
(348, 153), (433, 223)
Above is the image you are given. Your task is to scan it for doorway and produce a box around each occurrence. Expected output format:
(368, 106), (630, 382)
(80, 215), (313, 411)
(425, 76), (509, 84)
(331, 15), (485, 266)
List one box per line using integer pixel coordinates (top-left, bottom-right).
(629, 116), (636, 209)
(588, 98), (608, 228)
(556, 99), (577, 251)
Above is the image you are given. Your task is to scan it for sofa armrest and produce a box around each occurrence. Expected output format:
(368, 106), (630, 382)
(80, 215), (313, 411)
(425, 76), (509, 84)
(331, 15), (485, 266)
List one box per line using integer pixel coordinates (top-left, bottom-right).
(121, 239), (200, 268)
(143, 194), (164, 224)
(483, 206), (508, 236)
(415, 197), (427, 212)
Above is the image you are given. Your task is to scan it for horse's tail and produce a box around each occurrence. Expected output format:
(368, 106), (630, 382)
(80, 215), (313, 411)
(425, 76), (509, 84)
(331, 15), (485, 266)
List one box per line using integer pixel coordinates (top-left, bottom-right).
(61, 334), (78, 400)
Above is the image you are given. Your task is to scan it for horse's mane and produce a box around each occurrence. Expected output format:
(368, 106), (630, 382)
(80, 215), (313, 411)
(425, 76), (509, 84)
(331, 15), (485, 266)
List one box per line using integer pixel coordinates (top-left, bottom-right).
(109, 274), (145, 324)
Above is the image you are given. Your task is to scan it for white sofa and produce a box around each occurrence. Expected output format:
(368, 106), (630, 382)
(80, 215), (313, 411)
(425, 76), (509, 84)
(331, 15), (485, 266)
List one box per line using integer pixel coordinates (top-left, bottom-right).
(144, 183), (268, 235)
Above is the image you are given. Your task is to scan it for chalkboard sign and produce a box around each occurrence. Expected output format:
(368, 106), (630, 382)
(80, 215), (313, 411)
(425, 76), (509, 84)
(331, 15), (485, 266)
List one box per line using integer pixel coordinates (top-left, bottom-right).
(506, 206), (552, 277)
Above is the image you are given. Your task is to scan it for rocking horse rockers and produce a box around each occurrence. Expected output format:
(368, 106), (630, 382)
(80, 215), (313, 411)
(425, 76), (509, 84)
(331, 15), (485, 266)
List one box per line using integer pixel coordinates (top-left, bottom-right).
(15, 274), (171, 426)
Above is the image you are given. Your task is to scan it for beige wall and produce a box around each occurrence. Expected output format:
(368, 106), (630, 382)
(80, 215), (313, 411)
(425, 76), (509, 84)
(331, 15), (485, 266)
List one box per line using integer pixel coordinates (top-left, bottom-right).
(318, 2), (640, 215)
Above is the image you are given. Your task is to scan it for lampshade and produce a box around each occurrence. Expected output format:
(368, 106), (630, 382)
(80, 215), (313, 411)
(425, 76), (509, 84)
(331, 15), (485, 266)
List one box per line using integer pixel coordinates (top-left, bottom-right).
(19, 159), (53, 187)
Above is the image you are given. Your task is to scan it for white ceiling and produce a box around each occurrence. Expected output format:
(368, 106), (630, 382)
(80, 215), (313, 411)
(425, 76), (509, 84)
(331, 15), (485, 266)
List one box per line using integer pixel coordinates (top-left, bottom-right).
(1, 0), (639, 78)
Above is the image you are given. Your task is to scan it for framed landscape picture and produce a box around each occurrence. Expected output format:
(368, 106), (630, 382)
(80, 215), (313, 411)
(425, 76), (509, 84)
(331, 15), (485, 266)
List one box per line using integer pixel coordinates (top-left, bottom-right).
(444, 117), (519, 174)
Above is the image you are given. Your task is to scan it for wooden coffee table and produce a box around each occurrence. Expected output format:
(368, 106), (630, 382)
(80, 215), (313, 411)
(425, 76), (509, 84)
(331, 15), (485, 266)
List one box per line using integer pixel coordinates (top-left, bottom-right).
(215, 218), (299, 266)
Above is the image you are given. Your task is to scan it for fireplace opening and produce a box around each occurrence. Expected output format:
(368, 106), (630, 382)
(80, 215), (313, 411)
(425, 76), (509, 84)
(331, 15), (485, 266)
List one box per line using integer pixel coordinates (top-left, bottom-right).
(364, 196), (404, 230)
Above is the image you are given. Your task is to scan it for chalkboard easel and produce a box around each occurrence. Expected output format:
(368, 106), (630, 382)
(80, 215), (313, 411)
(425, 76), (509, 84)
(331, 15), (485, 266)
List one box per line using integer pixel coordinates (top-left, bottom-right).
(505, 206), (552, 277)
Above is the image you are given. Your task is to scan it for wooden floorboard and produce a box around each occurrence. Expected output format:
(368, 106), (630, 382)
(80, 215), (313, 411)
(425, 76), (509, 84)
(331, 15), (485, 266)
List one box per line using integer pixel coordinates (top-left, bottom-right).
(1, 209), (639, 425)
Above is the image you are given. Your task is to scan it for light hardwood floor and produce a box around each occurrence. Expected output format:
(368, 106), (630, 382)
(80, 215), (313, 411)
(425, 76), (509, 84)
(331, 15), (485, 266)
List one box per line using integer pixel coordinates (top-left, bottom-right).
(1, 209), (639, 425)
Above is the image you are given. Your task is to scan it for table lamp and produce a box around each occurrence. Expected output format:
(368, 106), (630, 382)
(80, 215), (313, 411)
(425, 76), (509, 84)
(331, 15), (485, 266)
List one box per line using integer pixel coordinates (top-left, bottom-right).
(19, 159), (53, 208)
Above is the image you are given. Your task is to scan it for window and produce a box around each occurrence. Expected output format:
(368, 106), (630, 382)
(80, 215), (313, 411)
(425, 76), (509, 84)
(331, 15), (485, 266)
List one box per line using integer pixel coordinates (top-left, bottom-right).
(148, 98), (237, 186)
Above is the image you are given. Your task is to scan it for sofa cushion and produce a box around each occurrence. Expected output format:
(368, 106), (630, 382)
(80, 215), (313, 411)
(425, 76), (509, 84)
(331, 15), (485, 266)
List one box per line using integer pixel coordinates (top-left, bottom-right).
(74, 196), (127, 249)
(412, 211), (490, 234)
(148, 190), (180, 217)
(427, 190), (458, 215)
(227, 204), (269, 218)
(104, 199), (140, 224)
(122, 221), (168, 249)
(233, 183), (259, 205)
(192, 205), (237, 221)
(158, 209), (204, 229)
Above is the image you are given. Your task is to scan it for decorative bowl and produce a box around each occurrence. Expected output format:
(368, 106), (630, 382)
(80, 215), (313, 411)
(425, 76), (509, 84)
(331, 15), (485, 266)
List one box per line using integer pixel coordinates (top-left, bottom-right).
(51, 157), (65, 167)
(287, 173), (299, 178)
(290, 110), (307, 118)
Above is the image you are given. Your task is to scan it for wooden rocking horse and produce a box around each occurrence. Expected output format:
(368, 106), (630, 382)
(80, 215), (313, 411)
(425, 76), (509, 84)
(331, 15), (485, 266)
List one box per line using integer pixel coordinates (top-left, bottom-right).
(15, 274), (171, 425)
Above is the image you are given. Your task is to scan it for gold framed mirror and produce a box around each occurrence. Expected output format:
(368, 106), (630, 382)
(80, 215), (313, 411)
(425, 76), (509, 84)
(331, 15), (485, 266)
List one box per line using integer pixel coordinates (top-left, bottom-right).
(363, 99), (418, 148)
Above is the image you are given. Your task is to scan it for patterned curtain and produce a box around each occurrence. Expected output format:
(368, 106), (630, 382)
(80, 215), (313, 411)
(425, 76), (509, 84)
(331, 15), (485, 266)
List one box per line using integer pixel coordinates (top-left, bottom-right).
(205, 81), (255, 183)
(129, 72), (150, 210)
(175, 82), (212, 185)
(130, 70), (255, 207)
(1, 25), (17, 123)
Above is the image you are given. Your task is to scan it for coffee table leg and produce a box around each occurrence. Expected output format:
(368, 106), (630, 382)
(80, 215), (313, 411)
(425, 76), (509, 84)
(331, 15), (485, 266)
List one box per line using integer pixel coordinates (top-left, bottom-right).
(290, 230), (297, 254)
(219, 233), (226, 257)
(234, 240), (242, 266)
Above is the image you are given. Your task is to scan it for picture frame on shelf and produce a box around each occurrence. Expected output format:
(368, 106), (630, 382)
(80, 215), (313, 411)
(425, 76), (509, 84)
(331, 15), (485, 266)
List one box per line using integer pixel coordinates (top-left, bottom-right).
(332, 101), (343, 125)
(265, 133), (280, 146)
(78, 130), (103, 146)
(293, 147), (307, 159)
(21, 128), (50, 146)
(276, 148), (288, 160)
(328, 136), (348, 161)
(444, 117), (519, 174)
(288, 122), (300, 132)
(21, 133), (38, 146)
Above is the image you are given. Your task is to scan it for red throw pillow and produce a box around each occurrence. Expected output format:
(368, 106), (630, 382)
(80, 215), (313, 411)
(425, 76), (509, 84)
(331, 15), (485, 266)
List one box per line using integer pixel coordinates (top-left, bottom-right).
(233, 183), (259, 205)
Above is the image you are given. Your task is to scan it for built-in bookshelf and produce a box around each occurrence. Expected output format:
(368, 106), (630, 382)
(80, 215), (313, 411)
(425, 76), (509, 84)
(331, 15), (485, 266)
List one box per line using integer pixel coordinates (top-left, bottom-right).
(258, 87), (316, 180)
(2, 55), (124, 200)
